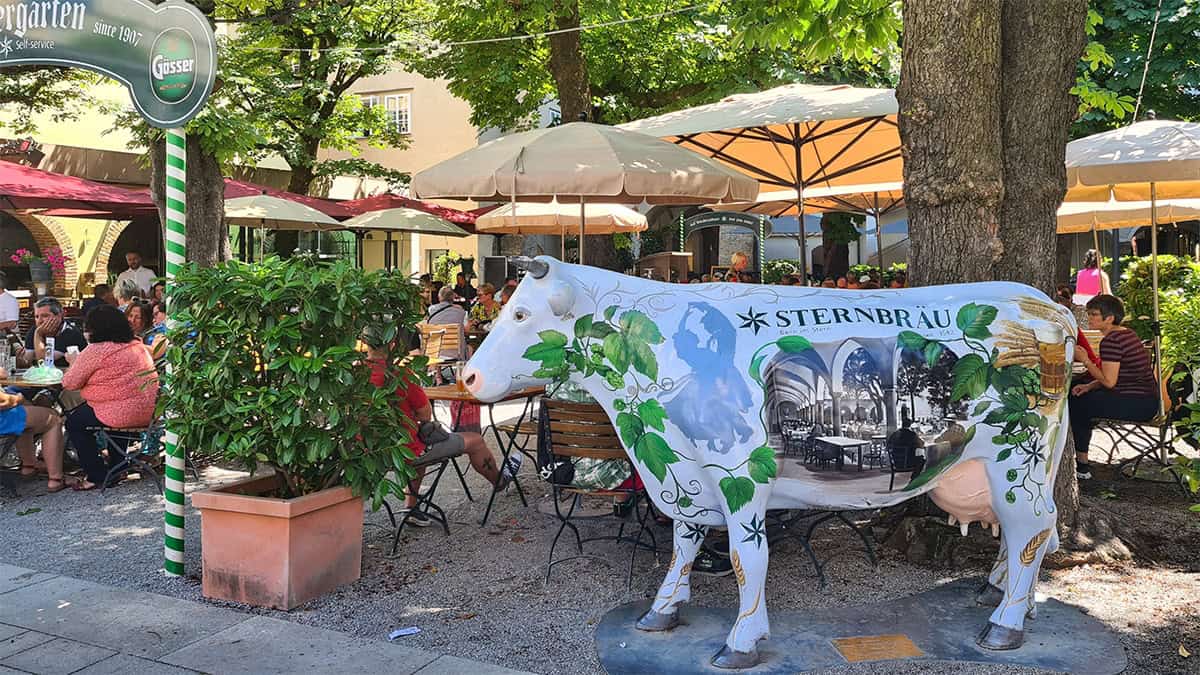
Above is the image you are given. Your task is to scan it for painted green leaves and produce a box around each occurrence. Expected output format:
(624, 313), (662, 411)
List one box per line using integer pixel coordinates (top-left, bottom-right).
(951, 354), (990, 402)
(719, 476), (755, 513)
(750, 335), (812, 385)
(956, 302), (998, 340)
(522, 330), (569, 379)
(748, 446), (777, 483)
(635, 431), (678, 483)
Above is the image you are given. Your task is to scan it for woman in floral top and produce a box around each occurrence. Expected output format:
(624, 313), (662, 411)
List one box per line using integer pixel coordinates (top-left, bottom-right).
(466, 283), (501, 332)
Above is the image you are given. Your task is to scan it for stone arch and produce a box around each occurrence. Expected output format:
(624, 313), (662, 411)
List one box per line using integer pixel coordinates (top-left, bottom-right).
(93, 219), (134, 287)
(8, 213), (79, 296)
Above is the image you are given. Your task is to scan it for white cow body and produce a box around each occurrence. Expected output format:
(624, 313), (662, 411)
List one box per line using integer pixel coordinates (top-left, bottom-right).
(464, 257), (1073, 668)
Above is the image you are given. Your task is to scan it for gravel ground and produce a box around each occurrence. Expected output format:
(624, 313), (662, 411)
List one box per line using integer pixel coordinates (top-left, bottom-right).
(2, 405), (1197, 675)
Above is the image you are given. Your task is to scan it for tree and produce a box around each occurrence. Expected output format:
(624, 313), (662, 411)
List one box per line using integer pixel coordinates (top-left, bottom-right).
(898, 0), (1130, 552)
(0, 67), (94, 135)
(217, 0), (415, 256)
(820, 212), (864, 280)
(842, 348), (884, 421)
(404, 0), (898, 268)
(1073, 0), (1200, 137)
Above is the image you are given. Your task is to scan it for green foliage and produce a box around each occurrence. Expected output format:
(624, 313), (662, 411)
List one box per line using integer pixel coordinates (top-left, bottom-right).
(762, 259), (799, 284)
(159, 257), (426, 505)
(1117, 255), (1200, 341)
(848, 263), (878, 280)
(820, 212), (865, 246)
(432, 251), (463, 284)
(1160, 291), (1200, 373)
(882, 262), (907, 286)
(401, 0), (898, 131)
(0, 68), (97, 135)
(1073, 0), (1200, 136)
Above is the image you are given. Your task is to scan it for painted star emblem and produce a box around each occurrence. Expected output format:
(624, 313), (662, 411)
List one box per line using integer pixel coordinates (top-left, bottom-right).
(737, 307), (768, 335)
(680, 522), (707, 544)
(0, 39), (12, 58)
(741, 513), (767, 548)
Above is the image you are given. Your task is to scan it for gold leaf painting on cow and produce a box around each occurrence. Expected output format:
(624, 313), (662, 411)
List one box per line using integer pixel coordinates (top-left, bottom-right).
(462, 257), (1075, 668)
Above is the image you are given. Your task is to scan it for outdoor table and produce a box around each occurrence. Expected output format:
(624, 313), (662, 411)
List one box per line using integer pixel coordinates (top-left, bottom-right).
(815, 435), (872, 471)
(423, 383), (545, 525)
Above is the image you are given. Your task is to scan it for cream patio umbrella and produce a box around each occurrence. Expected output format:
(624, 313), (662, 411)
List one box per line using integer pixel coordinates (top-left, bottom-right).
(475, 201), (647, 260)
(717, 182), (906, 269)
(621, 83), (901, 281)
(1065, 120), (1200, 384)
(224, 194), (342, 230)
(340, 207), (470, 270)
(410, 121), (758, 264)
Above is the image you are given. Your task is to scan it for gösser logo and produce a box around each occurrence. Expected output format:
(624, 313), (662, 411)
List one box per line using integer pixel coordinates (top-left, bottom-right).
(149, 27), (196, 104)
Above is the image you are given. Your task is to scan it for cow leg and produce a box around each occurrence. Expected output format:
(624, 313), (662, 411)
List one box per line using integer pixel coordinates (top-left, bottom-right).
(637, 521), (706, 632)
(979, 503), (1056, 650)
(976, 535), (1008, 607)
(713, 505), (770, 669)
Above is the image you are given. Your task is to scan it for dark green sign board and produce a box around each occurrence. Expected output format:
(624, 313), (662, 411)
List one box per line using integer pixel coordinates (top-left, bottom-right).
(0, 0), (215, 128)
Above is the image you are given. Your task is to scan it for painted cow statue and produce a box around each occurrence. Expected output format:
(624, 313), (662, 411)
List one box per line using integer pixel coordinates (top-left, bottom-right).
(463, 257), (1074, 669)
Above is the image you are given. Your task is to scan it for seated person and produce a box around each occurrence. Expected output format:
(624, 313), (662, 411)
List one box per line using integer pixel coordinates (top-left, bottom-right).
(1070, 294), (1158, 480)
(466, 283), (501, 333)
(15, 297), (87, 368)
(886, 417), (926, 475)
(115, 279), (140, 311)
(62, 306), (158, 491)
(5, 389), (68, 492)
(125, 299), (152, 343)
(81, 284), (115, 317)
(425, 285), (468, 360)
(367, 343), (519, 526)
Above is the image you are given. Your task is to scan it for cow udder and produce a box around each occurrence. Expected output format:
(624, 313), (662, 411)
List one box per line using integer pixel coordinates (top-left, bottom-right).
(929, 459), (999, 531)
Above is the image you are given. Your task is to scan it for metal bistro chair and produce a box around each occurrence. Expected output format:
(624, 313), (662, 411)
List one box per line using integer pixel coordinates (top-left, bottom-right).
(541, 398), (657, 587)
(0, 434), (20, 498)
(381, 442), (462, 554)
(89, 420), (198, 495)
(1095, 362), (1191, 489)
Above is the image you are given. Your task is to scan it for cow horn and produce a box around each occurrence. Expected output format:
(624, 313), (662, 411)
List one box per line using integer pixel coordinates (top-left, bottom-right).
(512, 256), (550, 279)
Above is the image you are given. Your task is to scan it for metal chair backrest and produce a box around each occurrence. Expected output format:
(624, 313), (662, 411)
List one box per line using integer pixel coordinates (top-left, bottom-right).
(543, 398), (624, 461)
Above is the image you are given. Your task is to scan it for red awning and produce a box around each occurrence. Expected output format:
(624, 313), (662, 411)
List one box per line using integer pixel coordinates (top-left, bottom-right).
(0, 160), (155, 215)
(224, 179), (353, 219)
(341, 194), (481, 233)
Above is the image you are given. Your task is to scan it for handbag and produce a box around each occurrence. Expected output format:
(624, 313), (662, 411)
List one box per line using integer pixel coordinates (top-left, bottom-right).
(417, 420), (453, 446)
(535, 402), (574, 485)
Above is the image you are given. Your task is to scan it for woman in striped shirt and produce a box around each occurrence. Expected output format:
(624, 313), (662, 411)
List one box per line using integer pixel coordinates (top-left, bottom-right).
(1069, 294), (1158, 480)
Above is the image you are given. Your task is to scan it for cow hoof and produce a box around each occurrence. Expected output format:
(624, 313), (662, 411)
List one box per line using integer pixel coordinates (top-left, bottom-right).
(977, 622), (1024, 651)
(635, 609), (679, 632)
(975, 582), (1004, 607)
(712, 645), (760, 669)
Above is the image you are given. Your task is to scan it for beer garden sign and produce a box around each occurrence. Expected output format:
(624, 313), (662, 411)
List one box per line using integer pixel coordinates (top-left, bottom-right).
(0, 0), (216, 575)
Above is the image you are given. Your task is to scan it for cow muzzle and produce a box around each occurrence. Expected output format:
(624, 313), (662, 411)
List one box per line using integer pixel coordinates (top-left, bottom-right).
(461, 365), (484, 396)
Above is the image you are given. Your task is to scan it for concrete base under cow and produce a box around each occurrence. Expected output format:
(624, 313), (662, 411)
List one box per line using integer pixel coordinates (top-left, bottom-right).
(595, 579), (1125, 674)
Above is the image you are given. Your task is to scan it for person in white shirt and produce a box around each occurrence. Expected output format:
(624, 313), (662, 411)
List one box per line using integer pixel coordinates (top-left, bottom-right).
(0, 272), (19, 331)
(115, 251), (157, 298)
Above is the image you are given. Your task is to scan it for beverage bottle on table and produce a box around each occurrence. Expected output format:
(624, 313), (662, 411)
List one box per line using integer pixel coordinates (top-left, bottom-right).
(44, 337), (55, 368)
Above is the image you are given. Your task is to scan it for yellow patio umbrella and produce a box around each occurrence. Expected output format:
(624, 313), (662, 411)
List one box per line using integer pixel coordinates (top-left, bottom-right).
(622, 83), (901, 280)
(224, 194), (341, 231)
(341, 207), (470, 270)
(475, 201), (647, 260)
(410, 121), (757, 264)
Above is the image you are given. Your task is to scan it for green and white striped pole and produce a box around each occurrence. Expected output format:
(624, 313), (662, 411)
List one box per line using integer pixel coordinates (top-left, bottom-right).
(678, 212), (685, 253)
(163, 128), (187, 577)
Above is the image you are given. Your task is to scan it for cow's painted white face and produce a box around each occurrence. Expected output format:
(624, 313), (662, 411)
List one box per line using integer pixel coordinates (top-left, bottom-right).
(462, 257), (578, 402)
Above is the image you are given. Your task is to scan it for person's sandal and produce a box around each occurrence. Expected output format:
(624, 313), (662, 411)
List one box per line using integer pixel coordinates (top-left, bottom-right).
(46, 478), (67, 493)
(71, 479), (98, 492)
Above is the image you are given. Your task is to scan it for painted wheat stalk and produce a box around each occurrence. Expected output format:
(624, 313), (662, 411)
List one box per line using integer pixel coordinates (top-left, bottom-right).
(731, 550), (746, 587)
(1019, 529), (1053, 566)
(994, 320), (1040, 369)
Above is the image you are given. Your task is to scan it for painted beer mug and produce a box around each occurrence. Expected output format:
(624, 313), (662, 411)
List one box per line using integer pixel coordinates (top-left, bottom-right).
(1033, 322), (1068, 398)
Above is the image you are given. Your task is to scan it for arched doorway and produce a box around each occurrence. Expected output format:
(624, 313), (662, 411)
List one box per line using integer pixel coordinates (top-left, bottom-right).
(102, 216), (163, 285)
(1, 212), (79, 295)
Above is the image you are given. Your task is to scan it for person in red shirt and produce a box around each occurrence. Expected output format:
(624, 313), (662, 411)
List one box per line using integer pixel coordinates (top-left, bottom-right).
(367, 345), (519, 525)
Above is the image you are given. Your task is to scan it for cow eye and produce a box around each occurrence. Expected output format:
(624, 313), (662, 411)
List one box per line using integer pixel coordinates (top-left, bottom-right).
(513, 307), (530, 323)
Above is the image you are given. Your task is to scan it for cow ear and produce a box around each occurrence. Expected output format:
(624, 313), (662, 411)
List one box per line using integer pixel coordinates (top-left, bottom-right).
(547, 281), (575, 317)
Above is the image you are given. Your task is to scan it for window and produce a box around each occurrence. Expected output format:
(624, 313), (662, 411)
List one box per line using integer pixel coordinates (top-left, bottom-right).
(358, 92), (411, 136)
(384, 93), (412, 135)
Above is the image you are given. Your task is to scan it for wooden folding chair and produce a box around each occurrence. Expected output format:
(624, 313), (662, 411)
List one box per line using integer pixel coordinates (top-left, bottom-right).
(542, 399), (657, 587)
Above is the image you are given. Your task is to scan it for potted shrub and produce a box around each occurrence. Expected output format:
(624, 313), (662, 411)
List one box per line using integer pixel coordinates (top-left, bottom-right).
(164, 256), (425, 610)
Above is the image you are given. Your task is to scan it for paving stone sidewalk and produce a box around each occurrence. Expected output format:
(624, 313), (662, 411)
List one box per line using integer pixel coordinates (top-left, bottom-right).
(0, 563), (530, 675)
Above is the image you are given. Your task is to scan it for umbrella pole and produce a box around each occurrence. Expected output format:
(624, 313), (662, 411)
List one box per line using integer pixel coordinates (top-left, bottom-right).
(579, 198), (586, 265)
(385, 231), (393, 271)
(560, 225), (566, 260)
(1150, 182), (1164, 430)
(874, 192), (884, 271)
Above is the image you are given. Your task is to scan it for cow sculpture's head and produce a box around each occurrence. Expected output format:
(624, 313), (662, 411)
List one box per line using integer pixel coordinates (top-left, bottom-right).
(462, 256), (579, 402)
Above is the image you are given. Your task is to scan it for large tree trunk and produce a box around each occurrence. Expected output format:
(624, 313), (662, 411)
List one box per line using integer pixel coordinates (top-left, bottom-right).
(1054, 234), (1074, 289)
(996, 0), (1088, 292)
(898, 0), (1103, 561)
(273, 162), (318, 258)
(898, 0), (1004, 287)
(546, 0), (590, 123)
(150, 134), (229, 268)
(820, 213), (851, 279)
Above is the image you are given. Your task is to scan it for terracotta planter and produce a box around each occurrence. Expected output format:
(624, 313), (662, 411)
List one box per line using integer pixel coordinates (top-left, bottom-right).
(191, 474), (363, 610)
